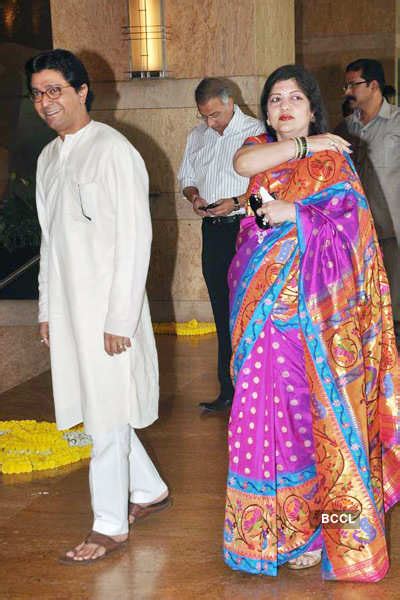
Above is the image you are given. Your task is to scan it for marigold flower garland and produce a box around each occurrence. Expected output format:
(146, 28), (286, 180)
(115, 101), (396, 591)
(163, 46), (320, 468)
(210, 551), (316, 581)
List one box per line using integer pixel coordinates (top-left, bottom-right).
(0, 420), (92, 475)
(153, 319), (216, 336)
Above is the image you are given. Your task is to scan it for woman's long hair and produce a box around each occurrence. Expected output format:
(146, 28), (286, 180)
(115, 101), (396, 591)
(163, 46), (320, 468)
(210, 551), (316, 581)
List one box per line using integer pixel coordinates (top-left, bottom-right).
(260, 64), (328, 139)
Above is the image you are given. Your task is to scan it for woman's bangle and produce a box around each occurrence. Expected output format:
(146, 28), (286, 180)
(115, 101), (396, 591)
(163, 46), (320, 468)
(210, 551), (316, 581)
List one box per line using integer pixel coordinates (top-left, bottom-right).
(300, 137), (309, 158)
(293, 137), (301, 159)
(293, 136), (309, 159)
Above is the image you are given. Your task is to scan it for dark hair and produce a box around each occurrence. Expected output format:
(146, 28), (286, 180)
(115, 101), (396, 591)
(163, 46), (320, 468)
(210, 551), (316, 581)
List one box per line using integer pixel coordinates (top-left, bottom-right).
(383, 84), (396, 101)
(195, 77), (232, 106)
(25, 48), (94, 111)
(260, 64), (328, 138)
(345, 58), (385, 95)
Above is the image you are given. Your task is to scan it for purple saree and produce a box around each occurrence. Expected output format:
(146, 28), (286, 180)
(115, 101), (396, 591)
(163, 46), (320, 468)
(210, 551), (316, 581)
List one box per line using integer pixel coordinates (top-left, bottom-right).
(223, 138), (400, 582)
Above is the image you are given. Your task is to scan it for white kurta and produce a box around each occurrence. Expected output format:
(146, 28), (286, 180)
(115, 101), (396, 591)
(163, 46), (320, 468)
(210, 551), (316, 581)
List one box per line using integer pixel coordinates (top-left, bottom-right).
(36, 120), (158, 435)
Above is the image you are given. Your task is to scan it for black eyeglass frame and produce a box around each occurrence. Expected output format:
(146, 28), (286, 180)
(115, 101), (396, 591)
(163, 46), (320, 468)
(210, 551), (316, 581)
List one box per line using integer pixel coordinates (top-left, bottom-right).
(342, 80), (370, 93)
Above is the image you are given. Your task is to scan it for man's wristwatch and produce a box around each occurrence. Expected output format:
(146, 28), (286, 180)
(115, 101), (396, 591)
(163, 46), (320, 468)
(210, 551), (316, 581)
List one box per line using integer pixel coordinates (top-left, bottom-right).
(232, 196), (240, 209)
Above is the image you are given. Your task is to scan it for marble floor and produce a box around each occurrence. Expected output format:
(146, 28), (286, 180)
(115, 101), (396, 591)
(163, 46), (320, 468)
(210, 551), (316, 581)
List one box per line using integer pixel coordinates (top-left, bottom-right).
(0, 334), (399, 599)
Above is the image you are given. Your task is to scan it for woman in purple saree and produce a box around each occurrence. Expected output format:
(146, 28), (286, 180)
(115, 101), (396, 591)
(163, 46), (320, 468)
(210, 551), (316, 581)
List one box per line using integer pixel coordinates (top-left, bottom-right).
(223, 65), (400, 582)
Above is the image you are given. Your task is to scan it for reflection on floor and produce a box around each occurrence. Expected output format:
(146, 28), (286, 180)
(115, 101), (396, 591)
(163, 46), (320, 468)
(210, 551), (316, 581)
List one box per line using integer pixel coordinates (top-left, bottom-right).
(0, 334), (399, 599)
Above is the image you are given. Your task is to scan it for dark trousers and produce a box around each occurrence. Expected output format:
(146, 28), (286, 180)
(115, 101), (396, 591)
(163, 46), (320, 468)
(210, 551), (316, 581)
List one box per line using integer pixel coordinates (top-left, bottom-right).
(201, 218), (240, 401)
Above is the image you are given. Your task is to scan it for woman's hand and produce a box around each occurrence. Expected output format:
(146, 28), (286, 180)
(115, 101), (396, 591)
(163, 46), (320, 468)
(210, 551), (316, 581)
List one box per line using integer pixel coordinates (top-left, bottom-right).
(256, 200), (296, 227)
(307, 133), (351, 154)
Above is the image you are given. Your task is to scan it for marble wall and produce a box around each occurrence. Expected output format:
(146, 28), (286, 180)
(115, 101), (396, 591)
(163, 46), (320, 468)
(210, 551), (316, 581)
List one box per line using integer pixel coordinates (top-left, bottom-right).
(296, 0), (397, 128)
(49, 0), (295, 322)
(50, 0), (129, 80)
(0, 301), (50, 394)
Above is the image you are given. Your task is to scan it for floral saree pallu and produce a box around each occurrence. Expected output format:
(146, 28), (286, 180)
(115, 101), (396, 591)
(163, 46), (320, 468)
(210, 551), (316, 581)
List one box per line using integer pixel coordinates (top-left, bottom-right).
(224, 146), (400, 582)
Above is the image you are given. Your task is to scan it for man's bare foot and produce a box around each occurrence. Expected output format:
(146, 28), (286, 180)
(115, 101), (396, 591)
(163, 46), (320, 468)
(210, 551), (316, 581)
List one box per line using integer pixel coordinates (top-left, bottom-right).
(61, 531), (128, 563)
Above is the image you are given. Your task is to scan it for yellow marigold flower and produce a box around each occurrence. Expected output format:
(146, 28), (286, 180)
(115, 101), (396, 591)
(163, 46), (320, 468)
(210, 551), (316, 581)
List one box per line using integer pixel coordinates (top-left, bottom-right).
(152, 319), (216, 336)
(0, 420), (92, 475)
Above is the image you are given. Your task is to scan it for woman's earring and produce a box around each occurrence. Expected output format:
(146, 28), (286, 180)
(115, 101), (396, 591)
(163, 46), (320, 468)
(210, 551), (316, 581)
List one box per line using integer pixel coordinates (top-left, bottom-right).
(266, 117), (271, 126)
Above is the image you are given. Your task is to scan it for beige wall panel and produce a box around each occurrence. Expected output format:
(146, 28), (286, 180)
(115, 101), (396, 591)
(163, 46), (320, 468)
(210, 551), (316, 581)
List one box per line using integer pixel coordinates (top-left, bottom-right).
(0, 300), (38, 326)
(165, 0), (256, 78)
(255, 0), (295, 74)
(147, 219), (209, 313)
(0, 325), (50, 394)
(297, 33), (395, 58)
(150, 193), (194, 221)
(50, 0), (129, 80)
(91, 107), (197, 194)
(0, 302), (50, 392)
(92, 77), (262, 111)
(297, 0), (395, 36)
(150, 300), (213, 322)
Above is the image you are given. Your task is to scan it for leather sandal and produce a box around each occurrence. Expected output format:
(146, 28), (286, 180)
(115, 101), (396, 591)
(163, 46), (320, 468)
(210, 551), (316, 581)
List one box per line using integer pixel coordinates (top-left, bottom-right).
(59, 531), (128, 565)
(128, 495), (171, 527)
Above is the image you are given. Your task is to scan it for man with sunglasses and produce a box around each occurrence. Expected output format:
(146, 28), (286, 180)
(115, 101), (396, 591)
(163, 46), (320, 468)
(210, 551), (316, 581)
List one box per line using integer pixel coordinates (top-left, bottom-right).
(25, 49), (169, 563)
(342, 58), (400, 346)
(178, 78), (264, 413)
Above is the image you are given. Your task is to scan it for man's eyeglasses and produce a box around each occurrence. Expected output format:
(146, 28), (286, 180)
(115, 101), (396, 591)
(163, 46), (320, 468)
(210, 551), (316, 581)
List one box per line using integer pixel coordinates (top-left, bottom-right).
(196, 112), (222, 122)
(342, 80), (369, 92)
(29, 84), (72, 103)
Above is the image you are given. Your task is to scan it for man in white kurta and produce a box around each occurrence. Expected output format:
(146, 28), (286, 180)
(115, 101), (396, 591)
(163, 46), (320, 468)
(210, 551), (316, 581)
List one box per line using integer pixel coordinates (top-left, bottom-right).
(26, 49), (169, 563)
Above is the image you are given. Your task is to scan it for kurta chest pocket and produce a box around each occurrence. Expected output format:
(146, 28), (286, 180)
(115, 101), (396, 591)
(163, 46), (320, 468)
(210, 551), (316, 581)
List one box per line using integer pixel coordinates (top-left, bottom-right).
(72, 181), (98, 222)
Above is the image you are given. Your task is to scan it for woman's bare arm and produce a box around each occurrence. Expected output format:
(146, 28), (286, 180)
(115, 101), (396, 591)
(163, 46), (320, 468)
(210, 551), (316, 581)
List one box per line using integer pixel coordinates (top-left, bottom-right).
(234, 139), (296, 177)
(234, 134), (351, 177)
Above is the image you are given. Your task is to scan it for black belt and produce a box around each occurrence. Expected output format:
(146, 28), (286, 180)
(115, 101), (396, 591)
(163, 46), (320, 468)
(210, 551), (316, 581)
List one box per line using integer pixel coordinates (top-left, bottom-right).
(203, 214), (243, 225)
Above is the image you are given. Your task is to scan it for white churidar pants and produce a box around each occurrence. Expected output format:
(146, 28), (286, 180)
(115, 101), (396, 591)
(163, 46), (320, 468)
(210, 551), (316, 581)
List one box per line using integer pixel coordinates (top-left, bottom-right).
(89, 425), (168, 536)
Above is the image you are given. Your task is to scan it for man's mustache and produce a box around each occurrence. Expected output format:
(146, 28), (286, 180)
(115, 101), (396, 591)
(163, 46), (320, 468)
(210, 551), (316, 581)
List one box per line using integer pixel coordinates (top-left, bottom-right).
(346, 95), (356, 102)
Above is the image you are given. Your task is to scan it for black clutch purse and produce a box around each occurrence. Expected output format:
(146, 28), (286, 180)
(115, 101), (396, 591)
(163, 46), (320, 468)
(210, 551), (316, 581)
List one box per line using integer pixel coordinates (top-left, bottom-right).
(249, 194), (273, 230)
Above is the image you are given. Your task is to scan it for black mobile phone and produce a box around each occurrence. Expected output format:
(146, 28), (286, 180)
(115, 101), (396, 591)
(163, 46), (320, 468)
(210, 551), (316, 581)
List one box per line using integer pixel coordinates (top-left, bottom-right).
(249, 194), (271, 230)
(205, 201), (220, 210)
